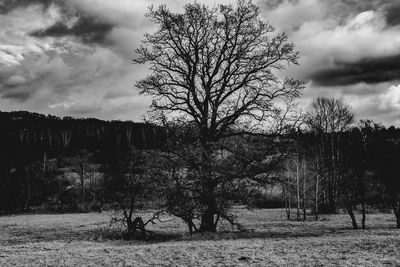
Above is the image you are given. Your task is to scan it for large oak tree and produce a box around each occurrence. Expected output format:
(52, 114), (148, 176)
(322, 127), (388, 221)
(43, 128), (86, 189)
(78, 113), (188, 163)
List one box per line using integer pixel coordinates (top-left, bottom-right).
(135, 0), (303, 232)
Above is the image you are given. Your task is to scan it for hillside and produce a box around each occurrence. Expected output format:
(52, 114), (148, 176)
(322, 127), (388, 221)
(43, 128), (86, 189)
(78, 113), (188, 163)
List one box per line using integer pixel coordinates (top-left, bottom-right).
(0, 111), (166, 213)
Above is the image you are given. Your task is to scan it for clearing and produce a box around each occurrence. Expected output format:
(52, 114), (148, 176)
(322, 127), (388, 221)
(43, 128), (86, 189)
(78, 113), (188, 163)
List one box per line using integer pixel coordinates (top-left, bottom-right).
(0, 208), (399, 266)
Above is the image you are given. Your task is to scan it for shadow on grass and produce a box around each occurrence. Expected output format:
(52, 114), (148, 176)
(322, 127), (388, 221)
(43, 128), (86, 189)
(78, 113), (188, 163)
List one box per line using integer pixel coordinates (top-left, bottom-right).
(71, 226), (352, 244)
(2, 223), (399, 246)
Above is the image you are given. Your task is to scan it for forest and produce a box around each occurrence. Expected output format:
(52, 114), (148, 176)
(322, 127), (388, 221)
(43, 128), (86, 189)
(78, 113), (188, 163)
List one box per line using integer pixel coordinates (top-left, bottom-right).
(1, 104), (400, 234)
(0, 110), (166, 214)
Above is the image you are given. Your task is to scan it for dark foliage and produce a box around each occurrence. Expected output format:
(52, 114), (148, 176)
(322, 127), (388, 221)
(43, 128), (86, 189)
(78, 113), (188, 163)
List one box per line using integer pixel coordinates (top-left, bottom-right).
(0, 111), (166, 214)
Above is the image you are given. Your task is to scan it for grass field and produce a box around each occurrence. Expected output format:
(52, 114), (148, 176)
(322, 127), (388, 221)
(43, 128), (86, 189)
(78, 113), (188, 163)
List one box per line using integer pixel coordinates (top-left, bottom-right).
(1, 208), (400, 266)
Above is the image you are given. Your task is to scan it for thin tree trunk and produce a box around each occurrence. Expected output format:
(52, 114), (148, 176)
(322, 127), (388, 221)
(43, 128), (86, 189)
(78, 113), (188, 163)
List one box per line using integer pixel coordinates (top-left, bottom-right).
(361, 131), (367, 230)
(315, 155), (319, 221)
(347, 206), (358, 229)
(80, 163), (85, 206)
(331, 132), (335, 213)
(303, 158), (307, 221)
(286, 170), (291, 220)
(320, 135), (327, 210)
(24, 166), (31, 211)
(361, 175), (366, 229)
(283, 184), (290, 220)
(393, 202), (400, 229)
(296, 154), (301, 221)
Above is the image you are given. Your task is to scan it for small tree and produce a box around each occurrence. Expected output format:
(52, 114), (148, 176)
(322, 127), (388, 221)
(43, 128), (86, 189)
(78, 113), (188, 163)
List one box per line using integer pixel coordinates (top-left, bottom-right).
(135, 0), (302, 232)
(283, 150), (312, 222)
(105, 149), (159, 239)
(67, 149), (92, 208)
(306, 97), (354, 213)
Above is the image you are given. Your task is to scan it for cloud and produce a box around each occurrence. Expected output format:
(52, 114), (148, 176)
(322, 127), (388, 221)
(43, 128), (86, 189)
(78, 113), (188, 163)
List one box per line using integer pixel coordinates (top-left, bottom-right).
(384, 3), (400, 27)
(343, 83), (400, 126)
(378, 84), (400, 111)
(293, 9), (400, 81)
(0, 0), (54, 14)
(259, 0), (327, 32)
(263, 1), (400, 85)
(2, 0), (400, 125)
(31, 16), (114, 44)
(0, 3), (70, 67)
(67, 0), (152, 30)
(259, 0), (400, 126)
(4, 75), (27, 87)
(68, 102), (102, 115)
(1, 89), (33, 102)
(309, 54), (400, 86)
(103, 89), (134, 100)
(0, 46), (131, 105)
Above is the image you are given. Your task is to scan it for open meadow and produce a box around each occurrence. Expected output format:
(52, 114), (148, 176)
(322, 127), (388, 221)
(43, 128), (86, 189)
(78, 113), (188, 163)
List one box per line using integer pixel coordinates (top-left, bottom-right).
(0, 208), (399, 266)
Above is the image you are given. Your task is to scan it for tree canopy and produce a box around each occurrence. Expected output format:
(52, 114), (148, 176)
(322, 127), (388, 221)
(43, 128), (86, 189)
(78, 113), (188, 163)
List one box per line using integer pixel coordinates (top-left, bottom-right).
(135, 0), (303, 140)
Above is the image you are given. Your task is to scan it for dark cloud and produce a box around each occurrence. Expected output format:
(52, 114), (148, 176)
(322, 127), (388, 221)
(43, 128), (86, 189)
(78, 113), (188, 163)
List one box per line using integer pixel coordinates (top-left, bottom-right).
(1, 89), (32, 102)
(0, 0), (54, 13)
(385, 4), (400, 27)
(310, 54), (400, 86)
(31, 16), (114, 44)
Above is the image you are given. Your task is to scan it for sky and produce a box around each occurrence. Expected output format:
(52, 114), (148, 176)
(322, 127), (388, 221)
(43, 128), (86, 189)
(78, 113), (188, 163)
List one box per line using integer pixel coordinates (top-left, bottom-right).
(0, 0), (400, 125)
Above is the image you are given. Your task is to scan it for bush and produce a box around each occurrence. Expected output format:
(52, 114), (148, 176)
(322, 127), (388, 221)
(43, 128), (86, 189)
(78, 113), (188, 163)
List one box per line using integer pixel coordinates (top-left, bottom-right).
(249, 191), (285, 209)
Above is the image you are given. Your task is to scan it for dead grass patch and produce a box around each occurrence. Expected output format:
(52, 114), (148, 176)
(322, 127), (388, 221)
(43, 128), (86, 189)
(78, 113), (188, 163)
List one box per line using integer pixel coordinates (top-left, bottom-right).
(1, 209), (400, 266)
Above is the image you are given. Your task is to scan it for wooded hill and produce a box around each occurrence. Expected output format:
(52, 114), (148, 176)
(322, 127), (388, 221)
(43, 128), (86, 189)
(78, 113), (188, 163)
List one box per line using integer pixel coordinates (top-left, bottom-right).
(0, 111), (166, 213)
(1, 110), (400, 227)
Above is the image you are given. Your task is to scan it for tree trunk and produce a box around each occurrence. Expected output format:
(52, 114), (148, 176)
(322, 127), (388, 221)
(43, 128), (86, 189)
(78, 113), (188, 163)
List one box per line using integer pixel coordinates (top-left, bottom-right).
(346, 206), (358, 229)
(361, 177), (366, 229)
(24, 166), (31, 211)
(361, 204), (366, 229)
(296, 154), (301, 221)
(199, 206), (216, 232)
(303, 158), (307, 221)
(393, 202), (400, 229)
(188, 222), (193, 235)
(80, 163), (85, 206)
(315, 157), (319, 221)
(286, 169), (291, 220)
(331, 132), (336, 213)
(199, 138), (218, 232)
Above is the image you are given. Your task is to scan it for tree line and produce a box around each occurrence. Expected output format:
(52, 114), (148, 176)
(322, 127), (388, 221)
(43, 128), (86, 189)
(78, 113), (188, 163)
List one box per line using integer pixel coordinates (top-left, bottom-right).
(0, 111), (166, 213)
(283, 97), (400, 229)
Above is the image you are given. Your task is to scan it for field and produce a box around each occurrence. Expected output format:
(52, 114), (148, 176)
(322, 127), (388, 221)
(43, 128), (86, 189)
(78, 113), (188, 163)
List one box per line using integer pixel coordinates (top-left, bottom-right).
(1, 208), (400, 266)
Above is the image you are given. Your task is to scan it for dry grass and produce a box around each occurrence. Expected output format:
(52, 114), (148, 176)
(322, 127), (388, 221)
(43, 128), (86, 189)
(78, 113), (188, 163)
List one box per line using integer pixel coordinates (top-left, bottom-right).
(1, 209), (400, 266)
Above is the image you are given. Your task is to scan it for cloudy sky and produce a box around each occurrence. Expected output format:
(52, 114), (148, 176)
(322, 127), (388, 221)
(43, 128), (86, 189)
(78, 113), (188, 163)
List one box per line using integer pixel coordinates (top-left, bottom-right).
(1, 0), (400, 125)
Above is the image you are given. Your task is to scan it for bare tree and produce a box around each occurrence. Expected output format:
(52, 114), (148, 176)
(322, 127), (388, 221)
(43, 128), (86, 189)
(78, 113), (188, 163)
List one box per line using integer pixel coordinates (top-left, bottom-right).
(307, 97), (354, 213)
(283, 151), (311, 222)
(283, 162), (292, 220)
(135, 0), (303, 232)
(296, 154), (301, 221)
(106, 149), (161, 240)
(302, 156), (308, 221)
(71, 150), (91, 207)
(314, 150), (321, 220)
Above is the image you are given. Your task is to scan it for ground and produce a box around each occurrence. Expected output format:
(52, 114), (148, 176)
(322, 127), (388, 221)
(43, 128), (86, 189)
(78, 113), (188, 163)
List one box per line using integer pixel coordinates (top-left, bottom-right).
(0, 208), (400, 266)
